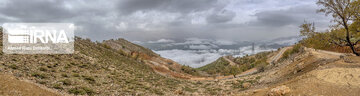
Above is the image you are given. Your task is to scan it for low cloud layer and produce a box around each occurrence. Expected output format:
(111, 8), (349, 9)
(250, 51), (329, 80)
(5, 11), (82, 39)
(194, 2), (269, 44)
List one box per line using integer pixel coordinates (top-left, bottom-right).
(0, 0), (332, 42)
(140, 37), (301, 67)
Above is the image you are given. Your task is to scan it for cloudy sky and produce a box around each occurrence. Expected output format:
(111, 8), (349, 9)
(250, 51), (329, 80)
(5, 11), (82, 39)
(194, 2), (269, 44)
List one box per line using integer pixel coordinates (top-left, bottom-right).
(0, 0), (332, 42)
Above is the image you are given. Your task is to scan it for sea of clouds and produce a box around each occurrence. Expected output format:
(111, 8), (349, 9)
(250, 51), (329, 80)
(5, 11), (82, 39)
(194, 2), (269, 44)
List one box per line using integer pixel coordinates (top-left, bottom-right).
(155, 46), (274, 68)
(135, 36), (302, 68)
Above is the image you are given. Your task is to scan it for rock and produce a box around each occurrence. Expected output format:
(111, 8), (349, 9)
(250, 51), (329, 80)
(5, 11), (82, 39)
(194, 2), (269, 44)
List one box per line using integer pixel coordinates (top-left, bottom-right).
(174, 89), (184, 95)
(268, 85), (290, 96)
(340, 55), (345, 59)
(242, 82), (251, 89)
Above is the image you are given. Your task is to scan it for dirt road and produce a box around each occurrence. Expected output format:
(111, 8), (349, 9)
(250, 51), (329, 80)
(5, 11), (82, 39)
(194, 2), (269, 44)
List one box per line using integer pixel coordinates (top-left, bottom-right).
(269, 47), (291, 65)
(222, 56), (237, 66)
(237, 48), (360, 96)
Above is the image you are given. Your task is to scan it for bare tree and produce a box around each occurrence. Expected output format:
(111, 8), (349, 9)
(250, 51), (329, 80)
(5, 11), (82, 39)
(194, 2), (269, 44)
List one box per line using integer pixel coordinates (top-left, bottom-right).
(317, 0), (360, 56)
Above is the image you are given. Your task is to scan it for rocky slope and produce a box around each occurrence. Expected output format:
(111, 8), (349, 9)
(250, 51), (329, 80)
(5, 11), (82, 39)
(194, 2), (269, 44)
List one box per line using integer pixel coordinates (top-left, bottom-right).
(0, 29), (253, 95)
(236, 47), (360, 96)
(1, 26), (359, 95)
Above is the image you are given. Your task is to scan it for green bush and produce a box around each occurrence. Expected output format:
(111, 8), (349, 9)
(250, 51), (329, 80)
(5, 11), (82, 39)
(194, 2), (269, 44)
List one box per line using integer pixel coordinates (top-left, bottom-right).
(61, 79), (72, 86)
(181, 65), (200, 76)
(52, 84), (63, 89)
(83, 75), (96, 83)
(68, 87), (95, 95)
(72, 73), (80, 77)
(32, 73), (48, 79)
(197, 58), (230, 75)
(9, 64), (18, 69)
(183, 86), (197, 93)
(39, 67), (48, 72)
(61, 73), (69, 77)
(282, 44), (302, 59)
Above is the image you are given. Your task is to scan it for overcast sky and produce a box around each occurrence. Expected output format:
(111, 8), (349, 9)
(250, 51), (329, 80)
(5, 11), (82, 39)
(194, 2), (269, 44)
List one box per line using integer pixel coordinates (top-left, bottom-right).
(0, 0), (332, 42)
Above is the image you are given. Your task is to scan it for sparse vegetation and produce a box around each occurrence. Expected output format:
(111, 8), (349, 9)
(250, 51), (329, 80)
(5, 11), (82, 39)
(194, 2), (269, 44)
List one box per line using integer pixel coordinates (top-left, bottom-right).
(39, 67), (48, 72)
(52, 84), (63, 89)
(181, 65), (200, 76)
(197, 58), (231, 75)
(198, 52), (270, 76)
(31, 73), (48, 79)
(9, 64), (18, 69)
(60, 79), (72, 86)
(68, 87), (95, 95)
(0, 0), (359, 95)
(282, 44), (302, 59)
(83, 75), (96, 83)
(0, 32), (241, 95)
(183, 86), (197, 93)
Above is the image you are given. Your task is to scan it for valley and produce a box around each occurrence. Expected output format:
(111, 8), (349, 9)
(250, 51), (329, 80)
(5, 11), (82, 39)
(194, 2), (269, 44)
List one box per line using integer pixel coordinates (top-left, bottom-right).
(1, 0), (360, 95)
(1, 29), (359, 95)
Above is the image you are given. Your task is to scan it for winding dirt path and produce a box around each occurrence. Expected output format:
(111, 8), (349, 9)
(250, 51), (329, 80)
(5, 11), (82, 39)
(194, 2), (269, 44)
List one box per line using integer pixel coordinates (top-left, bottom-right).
(269, 47), (291, 65)
(222, 56), (237, 66)
(153, 47), (294, 81)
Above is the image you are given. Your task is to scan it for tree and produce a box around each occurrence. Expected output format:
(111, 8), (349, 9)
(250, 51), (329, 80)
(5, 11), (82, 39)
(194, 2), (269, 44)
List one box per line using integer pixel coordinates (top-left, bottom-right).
(229, 66), (241, 78)
(317, 0), (360, 56)
(299, 21), (316, 37)
(351, 0), (360, 20)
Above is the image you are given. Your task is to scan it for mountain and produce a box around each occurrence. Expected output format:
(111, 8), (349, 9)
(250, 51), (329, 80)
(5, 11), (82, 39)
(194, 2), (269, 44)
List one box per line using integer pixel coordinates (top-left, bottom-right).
(2, 26), (359, 96)
(0, 29), (253, 95)
(1, 34), (188, 95)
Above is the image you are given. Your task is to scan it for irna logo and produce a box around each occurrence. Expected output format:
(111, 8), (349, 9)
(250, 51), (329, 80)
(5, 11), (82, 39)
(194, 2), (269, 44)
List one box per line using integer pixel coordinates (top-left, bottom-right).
(7, 29), (69, 44)
(2, 23), (74, 54)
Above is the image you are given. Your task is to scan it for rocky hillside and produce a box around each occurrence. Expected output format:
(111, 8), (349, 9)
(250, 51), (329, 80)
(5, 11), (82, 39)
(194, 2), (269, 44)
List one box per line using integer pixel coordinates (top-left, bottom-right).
(1, 26), (360, 95)
(0, 36), (185, 95)
(0, 28), (255, 95)
(197, 51), (271, 76)
(236, 47), (360, 96)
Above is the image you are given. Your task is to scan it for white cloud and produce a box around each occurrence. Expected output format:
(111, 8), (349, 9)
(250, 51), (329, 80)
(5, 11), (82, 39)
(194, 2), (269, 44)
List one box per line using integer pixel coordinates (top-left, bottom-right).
(0, 0), (331, 42)
(154, 46), (276, 68)
(147, 39), (175, 43)
(189, 45), (213, 50)
(155, 49), (222, 68)
(214, 39), (235, 45)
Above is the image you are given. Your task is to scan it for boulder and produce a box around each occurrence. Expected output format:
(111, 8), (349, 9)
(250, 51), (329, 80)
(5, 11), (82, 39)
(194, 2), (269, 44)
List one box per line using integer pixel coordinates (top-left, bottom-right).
(242, 82), (251, 89)
(268, 85), (290, 96)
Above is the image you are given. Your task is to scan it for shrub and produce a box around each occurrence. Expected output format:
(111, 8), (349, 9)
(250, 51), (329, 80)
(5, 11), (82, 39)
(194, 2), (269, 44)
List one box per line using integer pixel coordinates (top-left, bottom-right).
(68, 87), (95, 95)
(282, 44), (302, 59)
(197, 58), (230, 75)
(39, 67), (48, 72)
(181, 65), (200, 76)
(61, 73), (69, 77)
(151, 89), (164, 95)
(102, 44), (112, 49)
(256, 64), (266, 72)
(52, 84), (63, 89)
(83, 76), (96, 83)
(183, 86), (197, 93)
(61, 79), (72, 86)
(229, 66), (241, 77)
(72, 73), (80, 77)
(9, 64), (18, 69)
(118, 49), (128, 56)
(32, 73), (48, 79)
